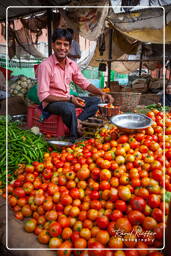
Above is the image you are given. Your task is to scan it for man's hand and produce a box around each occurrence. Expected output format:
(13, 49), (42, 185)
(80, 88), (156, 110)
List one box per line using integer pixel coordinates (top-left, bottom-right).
(71, 96), (85, 107)
(101, 93), (114, 104)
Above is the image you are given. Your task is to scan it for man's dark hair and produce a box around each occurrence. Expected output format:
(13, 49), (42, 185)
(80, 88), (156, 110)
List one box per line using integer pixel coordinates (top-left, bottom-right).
(52, 28), (73, 44)
(67, 28), (74, 35)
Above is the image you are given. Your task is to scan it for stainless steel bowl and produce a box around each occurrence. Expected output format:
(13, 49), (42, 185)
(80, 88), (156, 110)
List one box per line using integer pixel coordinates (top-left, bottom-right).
(11, 114), (26, 122)
(110, 113), (152, 133)
(47, 140), (73, 150)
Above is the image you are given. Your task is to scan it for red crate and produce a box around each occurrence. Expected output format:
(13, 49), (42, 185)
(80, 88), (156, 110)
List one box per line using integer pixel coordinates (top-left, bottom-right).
(27, 104), (82, 137)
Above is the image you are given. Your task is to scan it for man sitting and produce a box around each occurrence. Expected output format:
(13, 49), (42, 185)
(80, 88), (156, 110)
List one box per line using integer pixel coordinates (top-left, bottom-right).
(37, 28), (113, 142)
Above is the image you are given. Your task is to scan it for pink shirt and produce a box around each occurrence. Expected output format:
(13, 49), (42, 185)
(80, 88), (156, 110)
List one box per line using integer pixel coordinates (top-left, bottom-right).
(37, 54), (90, 108)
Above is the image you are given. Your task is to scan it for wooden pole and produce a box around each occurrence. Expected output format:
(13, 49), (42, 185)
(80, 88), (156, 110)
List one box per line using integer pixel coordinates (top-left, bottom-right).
(47, 8), (53, 56)
(107, 29), (113, 88)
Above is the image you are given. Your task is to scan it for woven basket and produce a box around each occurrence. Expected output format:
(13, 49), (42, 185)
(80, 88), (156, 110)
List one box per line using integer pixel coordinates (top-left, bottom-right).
(139, 93), (160, 105)
(110, 92), (141, 112)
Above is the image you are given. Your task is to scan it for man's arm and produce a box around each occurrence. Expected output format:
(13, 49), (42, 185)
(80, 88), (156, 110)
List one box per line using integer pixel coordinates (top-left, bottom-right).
(44, 94), (85, 108)
(87, 84), (114, 103)
(71, 64), (113, 103)
(86, 84), (104, 96)
(44, 95), (71, 103)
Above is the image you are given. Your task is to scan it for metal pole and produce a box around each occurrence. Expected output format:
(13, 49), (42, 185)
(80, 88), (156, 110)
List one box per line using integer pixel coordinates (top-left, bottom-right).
(47, 8), (53, 56)
(96, 59), (165, 62)
(107, 29), (113, 88)
(139, 43), (143, 76)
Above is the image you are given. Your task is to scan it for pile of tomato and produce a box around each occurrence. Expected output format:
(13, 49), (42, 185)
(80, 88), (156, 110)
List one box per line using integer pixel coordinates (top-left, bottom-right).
(7, 109), (171, 256)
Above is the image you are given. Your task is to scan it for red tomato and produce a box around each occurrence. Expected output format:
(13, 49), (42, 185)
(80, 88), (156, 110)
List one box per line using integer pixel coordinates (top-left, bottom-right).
(125, 251), (139, 256)
(151, 208), (163, 222)
(115, 217), (132, 233)
(109, 209), (123, 221)
(25, 164), (34, 173)
(23, 182), (34, 194)
(130, 196), (146, 212)
(96, 216), (109, 229)
(13, 179), (23, 187)
(166, 150), (171, 160)
(71, 231), (80, 243)
(8, 196), (17, 207)
(128, 210), (145, 225)
(118, 135), (129, 143)
(115, 200), (127, 212)
(89, 242), (105, 256)
(100, 180), (110, 190)
(49, 222), (62, 237)
(42, 168), (53, 179)
(13, 187), (25, 198)
(70, 188), (80, 199)
(90, 200), (102, 210)
(148, 194), (161, 208)
(38, 230), (50, 244)
(100, 169), (112, 181)
(24, 219), (36, 233)
(90, 191), (100, 200)
(47, 183), (58, 195)
(135, 133), (145, 142)
(154, 223), (165, 240)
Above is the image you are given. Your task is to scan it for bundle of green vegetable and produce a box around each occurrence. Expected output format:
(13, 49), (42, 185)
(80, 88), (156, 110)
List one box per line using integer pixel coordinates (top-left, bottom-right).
(165, 191), (171, 203)
(0, 119), (48, 187)
(145, 103), (170, 112)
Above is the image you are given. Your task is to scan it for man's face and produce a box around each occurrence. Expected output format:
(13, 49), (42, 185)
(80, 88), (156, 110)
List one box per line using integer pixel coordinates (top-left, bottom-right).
(52, 37), (71, 60)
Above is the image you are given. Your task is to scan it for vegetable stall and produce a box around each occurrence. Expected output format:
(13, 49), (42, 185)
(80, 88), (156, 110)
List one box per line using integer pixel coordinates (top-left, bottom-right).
(0, 106), (170, 256)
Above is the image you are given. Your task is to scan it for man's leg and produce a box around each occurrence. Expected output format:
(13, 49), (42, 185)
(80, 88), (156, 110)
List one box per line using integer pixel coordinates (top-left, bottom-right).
(45, 102), (78, 140)
(77, 96), (100, 121)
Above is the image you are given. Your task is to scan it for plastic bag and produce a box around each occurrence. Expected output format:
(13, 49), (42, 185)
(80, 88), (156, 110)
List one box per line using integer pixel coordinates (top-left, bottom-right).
(27, 85), (40, 105)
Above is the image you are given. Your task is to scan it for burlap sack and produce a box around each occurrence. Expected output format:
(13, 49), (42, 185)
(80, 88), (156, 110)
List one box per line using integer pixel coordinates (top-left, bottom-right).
(0, 197), (55, 256)
(0, 96), (27, 115)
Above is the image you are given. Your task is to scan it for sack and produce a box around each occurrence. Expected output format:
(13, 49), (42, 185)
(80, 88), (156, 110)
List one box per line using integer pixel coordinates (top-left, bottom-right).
(0, 96), (27, 115)
(27, 85), (41, 105)
(0, 197), (55, 256)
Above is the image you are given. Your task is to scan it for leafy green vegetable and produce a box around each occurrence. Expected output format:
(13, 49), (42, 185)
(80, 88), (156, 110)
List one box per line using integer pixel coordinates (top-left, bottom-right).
(145, 103), (170, 112)
(0, 119), (48, 187)
(165, 191), (171, 203)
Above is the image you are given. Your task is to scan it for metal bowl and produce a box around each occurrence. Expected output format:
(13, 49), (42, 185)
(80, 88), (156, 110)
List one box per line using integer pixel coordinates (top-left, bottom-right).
(11, 114), (26, 122)
(110, 113), (152, 133)
(98, 103), (120, 117)
(47, 140), (73, 150)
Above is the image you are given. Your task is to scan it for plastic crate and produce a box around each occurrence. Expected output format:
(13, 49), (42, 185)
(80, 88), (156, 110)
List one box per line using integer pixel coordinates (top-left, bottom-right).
(27, 104), (82, 137)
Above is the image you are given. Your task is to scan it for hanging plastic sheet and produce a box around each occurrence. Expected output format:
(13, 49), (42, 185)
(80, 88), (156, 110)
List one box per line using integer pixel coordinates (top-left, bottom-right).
(15, 27), (44, 59)
(108, 3), (171, 43)
(77, 41), (97, 70)
(111, 54), (139, 73)
(110, 0), (171, 13)
(90, 28), (139, 67)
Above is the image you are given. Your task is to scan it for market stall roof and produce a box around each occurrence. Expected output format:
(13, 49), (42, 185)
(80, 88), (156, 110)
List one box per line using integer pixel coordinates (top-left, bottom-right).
(110, 0), (171, 13)
(0, 0), (73, 22)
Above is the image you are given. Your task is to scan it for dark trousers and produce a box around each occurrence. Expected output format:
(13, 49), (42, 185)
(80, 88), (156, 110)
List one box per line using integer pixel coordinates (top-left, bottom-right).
(45, 96), (100, 141)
